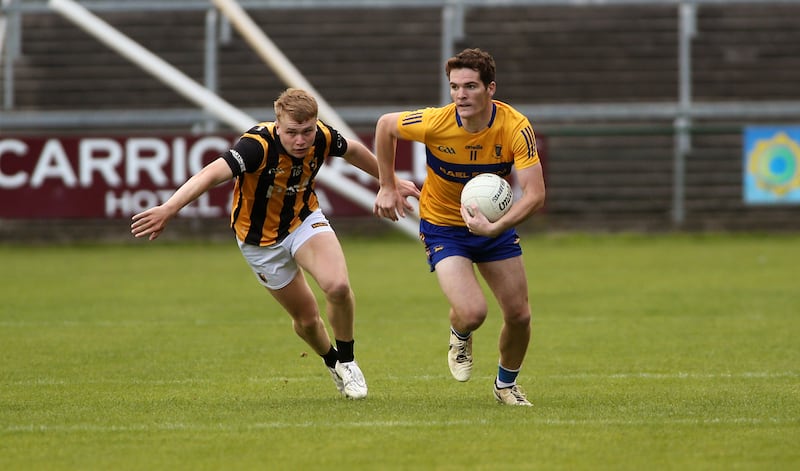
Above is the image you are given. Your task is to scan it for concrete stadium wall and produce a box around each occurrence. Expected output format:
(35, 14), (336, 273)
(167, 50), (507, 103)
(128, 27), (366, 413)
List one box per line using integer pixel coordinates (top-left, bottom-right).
(2, 3), (800, 242)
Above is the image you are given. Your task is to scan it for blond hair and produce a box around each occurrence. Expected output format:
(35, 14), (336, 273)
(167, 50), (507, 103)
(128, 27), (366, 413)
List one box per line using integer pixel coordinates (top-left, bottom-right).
(273, 88), (318, 123)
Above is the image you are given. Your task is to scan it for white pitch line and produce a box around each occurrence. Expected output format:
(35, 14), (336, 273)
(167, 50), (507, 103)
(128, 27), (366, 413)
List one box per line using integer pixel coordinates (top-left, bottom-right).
(0, 316), (613, 328)
(0, 319), (284, 328)
(544, 371), (800, 380)
(5, 371), (797, 387)
(3, 417), (797, 434)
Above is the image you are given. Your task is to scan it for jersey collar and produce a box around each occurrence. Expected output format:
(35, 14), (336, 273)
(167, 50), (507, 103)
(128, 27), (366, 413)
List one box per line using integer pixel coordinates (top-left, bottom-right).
(455, 102), (497, 129)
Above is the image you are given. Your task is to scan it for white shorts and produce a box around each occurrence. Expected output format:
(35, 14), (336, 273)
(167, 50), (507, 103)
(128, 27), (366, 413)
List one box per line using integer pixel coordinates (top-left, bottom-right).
(237, 209), (334, 290)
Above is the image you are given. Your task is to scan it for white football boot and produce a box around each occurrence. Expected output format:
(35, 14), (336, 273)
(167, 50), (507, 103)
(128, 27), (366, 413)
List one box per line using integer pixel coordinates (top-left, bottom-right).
(493, 383), (532, 406)
(327, 366), (345, 395)
(334, 360), (368, 399)
(448, 330), (473, 382)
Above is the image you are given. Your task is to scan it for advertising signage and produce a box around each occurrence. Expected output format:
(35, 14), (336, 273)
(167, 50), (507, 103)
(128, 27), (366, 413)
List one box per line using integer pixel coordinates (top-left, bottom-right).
(0, 134), (419, 219)
(743, 126), (800, 205)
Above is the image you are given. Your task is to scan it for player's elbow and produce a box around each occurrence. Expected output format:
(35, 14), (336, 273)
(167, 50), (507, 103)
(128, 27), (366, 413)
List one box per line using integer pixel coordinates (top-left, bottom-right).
(520, 188), (545, 217)
(532, 188), (546, 212)
(376, 113), (397, 137)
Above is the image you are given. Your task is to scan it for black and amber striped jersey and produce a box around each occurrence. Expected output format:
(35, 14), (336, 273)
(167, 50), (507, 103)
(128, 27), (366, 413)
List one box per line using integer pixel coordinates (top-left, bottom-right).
(221, 120), (347, 246)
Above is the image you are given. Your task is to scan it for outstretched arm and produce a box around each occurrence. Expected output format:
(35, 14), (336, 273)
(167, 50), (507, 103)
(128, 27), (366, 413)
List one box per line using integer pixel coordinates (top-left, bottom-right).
(372, 112), (412, 221)
(130, 157), (233, 240)
(340, 139), (380, 179)
(341, 133), (420, 216)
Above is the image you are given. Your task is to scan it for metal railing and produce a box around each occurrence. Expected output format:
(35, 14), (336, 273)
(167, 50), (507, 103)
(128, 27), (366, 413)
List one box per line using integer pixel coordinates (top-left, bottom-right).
(2, 0), (800, 226)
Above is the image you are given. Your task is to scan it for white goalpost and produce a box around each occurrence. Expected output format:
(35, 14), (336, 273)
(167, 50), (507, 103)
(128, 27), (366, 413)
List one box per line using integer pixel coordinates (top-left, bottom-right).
(47, 0), (419, 238)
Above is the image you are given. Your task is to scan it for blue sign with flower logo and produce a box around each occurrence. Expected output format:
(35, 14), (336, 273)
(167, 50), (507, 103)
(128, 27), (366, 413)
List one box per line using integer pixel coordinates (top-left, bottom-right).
(743, 126), (800, 204)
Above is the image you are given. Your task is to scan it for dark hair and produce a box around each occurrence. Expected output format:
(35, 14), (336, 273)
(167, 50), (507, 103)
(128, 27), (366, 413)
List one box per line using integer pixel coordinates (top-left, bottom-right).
(445, 48), (496, 86)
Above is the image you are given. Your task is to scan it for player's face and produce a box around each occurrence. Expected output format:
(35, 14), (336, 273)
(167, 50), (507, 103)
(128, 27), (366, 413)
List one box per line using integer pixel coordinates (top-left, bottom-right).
(449, 68), (495, 121)
(275, 117), (317, 158)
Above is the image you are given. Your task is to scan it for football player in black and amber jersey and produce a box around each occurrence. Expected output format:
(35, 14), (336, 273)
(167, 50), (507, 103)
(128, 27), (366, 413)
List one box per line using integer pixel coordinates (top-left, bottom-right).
(373, 48), (546, 406)
(132, 88), (420, 400)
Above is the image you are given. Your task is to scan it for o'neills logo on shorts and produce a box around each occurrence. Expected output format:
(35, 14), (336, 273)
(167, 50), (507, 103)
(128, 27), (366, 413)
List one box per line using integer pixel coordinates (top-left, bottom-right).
(311, 222), (330, 229)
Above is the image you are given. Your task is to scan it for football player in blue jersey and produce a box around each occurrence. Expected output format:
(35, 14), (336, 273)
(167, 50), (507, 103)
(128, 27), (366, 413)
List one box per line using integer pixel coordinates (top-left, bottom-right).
(373, 48), (546, 406)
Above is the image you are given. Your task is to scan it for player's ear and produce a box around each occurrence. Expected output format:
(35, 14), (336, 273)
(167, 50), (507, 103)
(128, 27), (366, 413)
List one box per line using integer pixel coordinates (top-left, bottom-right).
(487, 81), (496, 96)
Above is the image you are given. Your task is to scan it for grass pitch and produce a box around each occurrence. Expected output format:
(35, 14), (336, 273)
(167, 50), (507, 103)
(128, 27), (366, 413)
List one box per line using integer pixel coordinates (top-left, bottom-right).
(1, 232), (798, 470)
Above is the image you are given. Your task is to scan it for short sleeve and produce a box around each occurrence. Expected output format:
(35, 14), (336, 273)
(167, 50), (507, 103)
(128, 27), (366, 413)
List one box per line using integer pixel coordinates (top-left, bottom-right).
(512, 122), (540, 169)
(327, 126), (349, 156)
(221, 136), (266, 176)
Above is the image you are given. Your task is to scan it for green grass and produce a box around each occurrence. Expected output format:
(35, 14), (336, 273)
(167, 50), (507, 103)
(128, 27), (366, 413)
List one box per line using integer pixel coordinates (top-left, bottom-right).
(1, 233), (798, 470)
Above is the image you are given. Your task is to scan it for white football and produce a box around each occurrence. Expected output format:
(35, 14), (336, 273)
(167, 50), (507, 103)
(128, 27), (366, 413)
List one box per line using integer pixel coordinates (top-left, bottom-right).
(460, 173), (514, 222)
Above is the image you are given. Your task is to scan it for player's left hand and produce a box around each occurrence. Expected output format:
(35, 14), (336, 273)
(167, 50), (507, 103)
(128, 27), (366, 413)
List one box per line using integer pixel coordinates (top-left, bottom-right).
(461, 204), (505, 237)
(396, 178), (421, 211)
(460, 203), (494, 237)
(374, 186), (404, 221)
(375, 179), (420, 221)
(131, 205), (172, 241)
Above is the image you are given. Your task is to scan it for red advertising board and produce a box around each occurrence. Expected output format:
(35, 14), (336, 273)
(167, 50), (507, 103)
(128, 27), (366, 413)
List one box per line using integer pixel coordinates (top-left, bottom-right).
(0, 134), (417, 219)
(1, 133), (544, 220)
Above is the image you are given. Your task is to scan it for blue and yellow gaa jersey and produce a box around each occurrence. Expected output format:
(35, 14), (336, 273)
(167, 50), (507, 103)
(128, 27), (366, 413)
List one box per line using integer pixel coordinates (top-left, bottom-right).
(397, 101), (539, 227)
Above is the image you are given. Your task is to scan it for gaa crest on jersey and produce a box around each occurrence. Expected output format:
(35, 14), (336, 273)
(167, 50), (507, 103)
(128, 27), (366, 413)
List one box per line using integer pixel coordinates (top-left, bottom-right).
(495, 145), (503, 158)
(437, 145), (456, 155)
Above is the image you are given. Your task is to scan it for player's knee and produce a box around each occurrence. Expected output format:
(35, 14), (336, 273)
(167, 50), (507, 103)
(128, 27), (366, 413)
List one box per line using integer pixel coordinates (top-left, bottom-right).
(292, 313), (322, 334)
(322, 279), (353, 305)
(458, 307), (488, 330)
(504, 308), (531, 328)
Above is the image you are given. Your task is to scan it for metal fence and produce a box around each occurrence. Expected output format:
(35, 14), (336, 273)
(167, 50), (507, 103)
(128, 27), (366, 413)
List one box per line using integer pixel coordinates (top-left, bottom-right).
(2, 0), (800, 234)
